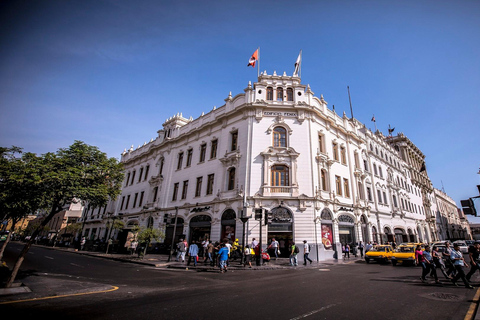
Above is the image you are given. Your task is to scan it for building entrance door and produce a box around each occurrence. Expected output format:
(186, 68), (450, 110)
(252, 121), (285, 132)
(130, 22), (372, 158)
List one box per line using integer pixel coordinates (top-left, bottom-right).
(267, 206), (293, 257)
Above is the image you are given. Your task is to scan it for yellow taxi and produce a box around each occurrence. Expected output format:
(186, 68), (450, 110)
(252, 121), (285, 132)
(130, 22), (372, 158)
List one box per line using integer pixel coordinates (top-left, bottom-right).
(365, 245), (394, 264)
(391, 244), (416, 266)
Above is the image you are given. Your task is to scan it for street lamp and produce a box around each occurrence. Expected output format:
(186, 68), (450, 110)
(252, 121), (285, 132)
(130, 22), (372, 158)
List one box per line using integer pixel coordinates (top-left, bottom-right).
(314, 216), (321, 262)
(240, 211), (251, 265)
(167, 207), (179, 262)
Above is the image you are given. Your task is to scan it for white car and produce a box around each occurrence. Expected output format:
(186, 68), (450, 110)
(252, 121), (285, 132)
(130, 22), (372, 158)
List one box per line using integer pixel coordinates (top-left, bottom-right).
(453, 240), (469, 253)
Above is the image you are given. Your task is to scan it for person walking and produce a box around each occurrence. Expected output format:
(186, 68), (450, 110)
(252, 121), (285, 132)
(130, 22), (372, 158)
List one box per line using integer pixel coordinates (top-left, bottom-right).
(421, 245), (440, 284)
(176, 238), (187, 263)
(268, 238), (280, 260)
(290, 242), (299, 266)
(466, 241), (480, 282)
(358, 241), (364, 258)
(244, 245), (252, 268)
(218, 243), (229, 273)
(443, 242), (456, 278)
(205, 241), (214, 266)
(432, 246), (450, 279)
(187, 240), (199, 267)
(344, 243), (350, 259)
(451, 243), (474, 289)
(303, 240), (313, 265)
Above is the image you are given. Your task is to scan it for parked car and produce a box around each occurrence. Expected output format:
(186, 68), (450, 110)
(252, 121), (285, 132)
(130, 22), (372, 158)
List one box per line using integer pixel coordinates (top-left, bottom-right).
(365, 245), (394, 264)
(391, 244), (417, 266)
(466, 240), (475, 246)
(453, 240), (468, 253)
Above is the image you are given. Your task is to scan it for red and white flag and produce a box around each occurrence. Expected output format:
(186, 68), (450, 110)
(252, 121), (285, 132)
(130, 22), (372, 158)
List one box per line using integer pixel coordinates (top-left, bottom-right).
(247, 49), (258, 67)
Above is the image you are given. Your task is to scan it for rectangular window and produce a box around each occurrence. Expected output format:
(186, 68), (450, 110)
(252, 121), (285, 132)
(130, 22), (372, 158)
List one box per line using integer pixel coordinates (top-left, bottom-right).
(138, 168), (143, 182)
(195, 177), (203, 197)
(231, 131), (238, 151)
(133, 193), (138, 208)
(335, 175), (342, 196)
(172, 183), (179, 201)
(130, 171), (136, 185)
(120, 196), (125, 210)
(177, 152), (184, 170)
(125, 173), (131, 186)
(159, 159), (164, 175)
(377, 190), (382, 204)
(340, 146), (347, 165)
(333, 142), (339, 161)
(206, 174), (214, 195)
(343, 178), (350, 198)
(199, 144), (206, 162)
(186, 149), (193, 167)
(383, 191), (388, 205)
(393, 195), (398, 207)
(367, 187), (372, 201)
(144, 165), (150, 181)
(364, 160), (368, 171)
(354, 153), (360, 169)
(139, 191), (144, 207)
(125, 195), (130, 209)
(182, 180), (189, 199)
(318, 134), (325, 153)
(210, 140), (218, 159)
(152, 186), (158, 202)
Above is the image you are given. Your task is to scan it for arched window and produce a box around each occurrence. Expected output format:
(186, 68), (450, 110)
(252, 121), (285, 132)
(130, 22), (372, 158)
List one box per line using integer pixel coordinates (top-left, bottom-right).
(273, 126), (287, 147)
(266, 87), (273, 100)
(276, 87), (283, 101)
(271, 165), (289, 188)
(227, 167), (235, 190)
(286, 88), (293, 101)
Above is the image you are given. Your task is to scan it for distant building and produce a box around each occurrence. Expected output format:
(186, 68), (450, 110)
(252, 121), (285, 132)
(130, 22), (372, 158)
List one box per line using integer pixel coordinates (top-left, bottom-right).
(433, 188), (472, 240)
(81, 71), (463, 259)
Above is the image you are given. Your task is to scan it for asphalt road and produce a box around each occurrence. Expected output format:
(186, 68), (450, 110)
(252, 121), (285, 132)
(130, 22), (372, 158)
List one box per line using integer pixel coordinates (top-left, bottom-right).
(1, 242), (478, 320)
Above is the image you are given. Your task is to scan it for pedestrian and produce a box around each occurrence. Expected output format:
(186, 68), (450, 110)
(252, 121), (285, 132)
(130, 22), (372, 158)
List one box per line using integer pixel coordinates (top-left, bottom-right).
(451, 243), (473, 289)
(268, 238), (280, 260)
(251, 238), (258, 249)
(130, 240), (138, 255)
(421, 245), (440, 284)
(244, 245), (252, 268)
(187, 240), (199, 267)
(303, 240), (313, 265)
(290, 241), (299, 266)
(415, 244), (423, 267)
(80, 237), (86, 251)
(218, 243), (229, 273)
(365, 241), (373, 253)
(344, 243), (350, 259)
(205, 241), (214, 266)
(466, 241), (480, 282)
(176, 238), (187, 263)
(443, 242), (456, 277)
(432, 246), (450, 279)
(358, 241), (364, 258)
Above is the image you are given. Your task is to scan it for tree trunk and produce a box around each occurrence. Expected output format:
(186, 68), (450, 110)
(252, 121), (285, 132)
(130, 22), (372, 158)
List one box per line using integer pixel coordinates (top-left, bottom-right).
(0, 217), (20, 261)
(4, 203), (60, 288)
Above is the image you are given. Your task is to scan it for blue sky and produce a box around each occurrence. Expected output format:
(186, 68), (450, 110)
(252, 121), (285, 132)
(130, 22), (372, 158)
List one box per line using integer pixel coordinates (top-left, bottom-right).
(1, 0), (479, 213)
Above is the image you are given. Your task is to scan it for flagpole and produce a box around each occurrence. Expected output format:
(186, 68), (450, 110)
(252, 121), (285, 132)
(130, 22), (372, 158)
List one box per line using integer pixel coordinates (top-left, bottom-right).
(257, 47), (260, 78)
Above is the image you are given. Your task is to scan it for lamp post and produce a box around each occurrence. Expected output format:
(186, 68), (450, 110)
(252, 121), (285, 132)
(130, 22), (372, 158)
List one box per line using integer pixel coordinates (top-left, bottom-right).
(167, 206), (179, 262)
(240, 210), (251, 265)
(314, 216), (321, 262)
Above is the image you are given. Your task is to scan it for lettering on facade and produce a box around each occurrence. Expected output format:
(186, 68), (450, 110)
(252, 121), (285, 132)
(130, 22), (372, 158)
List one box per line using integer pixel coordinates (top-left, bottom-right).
(339, 206), (354, 212)
(263, 111), (297, 117)
(190, 206), (211, 213)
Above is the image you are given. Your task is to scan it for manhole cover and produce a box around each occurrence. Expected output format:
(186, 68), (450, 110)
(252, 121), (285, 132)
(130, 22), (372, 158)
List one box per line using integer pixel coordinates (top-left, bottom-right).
(421, 292), (461, 301)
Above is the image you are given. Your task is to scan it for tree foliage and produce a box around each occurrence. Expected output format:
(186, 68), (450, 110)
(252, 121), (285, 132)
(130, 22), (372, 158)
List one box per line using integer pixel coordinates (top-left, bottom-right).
(1, 141), (124, 287)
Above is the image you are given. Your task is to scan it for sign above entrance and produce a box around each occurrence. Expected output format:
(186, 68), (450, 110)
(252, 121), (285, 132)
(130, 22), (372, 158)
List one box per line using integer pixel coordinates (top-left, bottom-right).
(190, 206), (211, 213)
(263, 111), (297, 117)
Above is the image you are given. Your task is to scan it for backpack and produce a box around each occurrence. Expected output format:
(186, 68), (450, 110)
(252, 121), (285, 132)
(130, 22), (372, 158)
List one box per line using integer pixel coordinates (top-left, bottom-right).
(294, 245), (299, 253)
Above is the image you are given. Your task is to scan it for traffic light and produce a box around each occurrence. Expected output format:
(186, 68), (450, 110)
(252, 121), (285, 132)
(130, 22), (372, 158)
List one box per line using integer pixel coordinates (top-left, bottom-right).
(264, 210), (269, 225)
(254, 208), (263, 220)
(461, 198), (477, 216)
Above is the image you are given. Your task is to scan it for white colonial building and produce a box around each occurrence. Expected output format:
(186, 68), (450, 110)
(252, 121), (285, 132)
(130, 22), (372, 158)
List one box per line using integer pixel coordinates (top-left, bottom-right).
(80, 70), (459, 260)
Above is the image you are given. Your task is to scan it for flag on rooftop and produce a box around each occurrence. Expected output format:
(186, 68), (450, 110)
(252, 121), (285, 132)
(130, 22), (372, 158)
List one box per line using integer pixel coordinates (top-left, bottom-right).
(247, 49), (258, 67)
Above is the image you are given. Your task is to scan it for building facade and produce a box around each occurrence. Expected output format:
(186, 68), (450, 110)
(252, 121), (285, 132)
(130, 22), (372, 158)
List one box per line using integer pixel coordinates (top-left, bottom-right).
(80, 71), (462, 259)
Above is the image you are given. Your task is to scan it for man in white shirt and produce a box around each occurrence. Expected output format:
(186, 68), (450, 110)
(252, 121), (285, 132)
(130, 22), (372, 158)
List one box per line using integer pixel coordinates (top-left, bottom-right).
(269, 238), (280, 259)
(303, 240), (313, 265)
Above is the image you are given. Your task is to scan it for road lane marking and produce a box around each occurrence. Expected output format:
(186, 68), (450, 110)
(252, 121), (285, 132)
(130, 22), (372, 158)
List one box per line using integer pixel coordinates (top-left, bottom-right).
(44, 256), (54, 260)
(289, 304), (337, 319)
(70, 263), (84, 268)
(464, 287), (480, 320)
(0, 286), (119, 305)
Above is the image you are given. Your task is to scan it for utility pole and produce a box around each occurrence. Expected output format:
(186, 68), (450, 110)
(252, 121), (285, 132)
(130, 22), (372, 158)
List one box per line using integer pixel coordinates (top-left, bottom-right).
(167, 207), (179, 262)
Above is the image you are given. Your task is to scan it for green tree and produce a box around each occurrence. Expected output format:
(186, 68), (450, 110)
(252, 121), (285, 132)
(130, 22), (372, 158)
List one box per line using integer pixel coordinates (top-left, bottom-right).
(3, 141), (124, 288)
(133, 225), (164, 259)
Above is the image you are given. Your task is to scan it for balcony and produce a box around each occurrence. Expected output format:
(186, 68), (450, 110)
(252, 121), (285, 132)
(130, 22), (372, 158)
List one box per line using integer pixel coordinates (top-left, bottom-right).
(261, 185), (298, 197)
